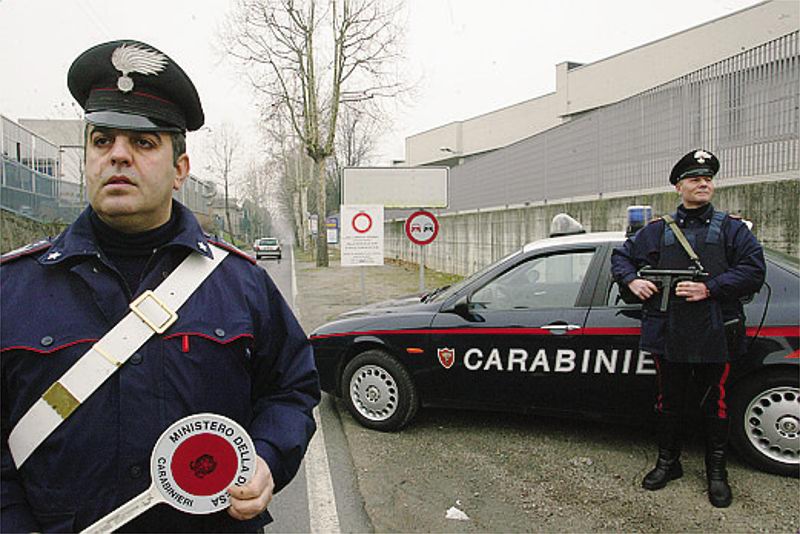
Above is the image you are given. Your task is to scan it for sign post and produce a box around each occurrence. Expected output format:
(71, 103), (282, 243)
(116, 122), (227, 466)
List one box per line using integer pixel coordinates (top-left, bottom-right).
(404, 210), (439, 292)
(340, 166), (448, 303)
(341, 205), (384, 304)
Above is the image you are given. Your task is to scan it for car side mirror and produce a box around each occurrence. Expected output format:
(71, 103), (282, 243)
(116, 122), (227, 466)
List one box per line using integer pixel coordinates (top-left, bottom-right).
(443, 294), (471, 316)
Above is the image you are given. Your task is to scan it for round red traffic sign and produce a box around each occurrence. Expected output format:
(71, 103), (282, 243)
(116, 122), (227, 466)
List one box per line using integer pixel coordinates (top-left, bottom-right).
(352, 212), (373, 234)
(404, 210), (439, 246)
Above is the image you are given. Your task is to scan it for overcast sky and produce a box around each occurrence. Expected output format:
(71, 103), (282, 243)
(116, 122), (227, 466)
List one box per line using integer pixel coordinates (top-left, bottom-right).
(0, 0), (762, 176)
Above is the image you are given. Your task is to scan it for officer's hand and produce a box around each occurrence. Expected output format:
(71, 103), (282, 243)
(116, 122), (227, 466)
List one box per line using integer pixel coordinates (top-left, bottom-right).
(675, 281), (710, 302)
(627, 278), (659, 301)
(227, 455), (274, 521)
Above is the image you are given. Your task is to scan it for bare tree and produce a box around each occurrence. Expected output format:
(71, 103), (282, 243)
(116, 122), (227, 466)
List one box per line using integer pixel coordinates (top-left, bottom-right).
(239, 159), (275, 240)
(222, 0), (404, 266)
(260, 122), (313, 250)
(206, 123), (241, 244)
(311, 101), (384, 215)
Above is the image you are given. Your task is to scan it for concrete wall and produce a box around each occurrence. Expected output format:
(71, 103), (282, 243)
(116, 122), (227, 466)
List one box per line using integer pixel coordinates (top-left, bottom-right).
(405, 93), (562, 166)
(1, 209), (66, 254)
(385, 179), (799, 276)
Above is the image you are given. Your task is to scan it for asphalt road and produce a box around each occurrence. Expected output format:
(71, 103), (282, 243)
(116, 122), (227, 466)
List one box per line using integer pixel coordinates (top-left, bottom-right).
(258, 246), (371, 533)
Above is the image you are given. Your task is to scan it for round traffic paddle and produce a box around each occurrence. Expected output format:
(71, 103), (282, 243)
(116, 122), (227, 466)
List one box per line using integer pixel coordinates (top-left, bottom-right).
(81, 413), (256, 533)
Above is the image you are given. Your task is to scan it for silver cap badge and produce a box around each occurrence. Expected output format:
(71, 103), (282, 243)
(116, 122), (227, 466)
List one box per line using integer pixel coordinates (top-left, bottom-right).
(111, 44), (168, 93)
(693, 150), (712, 164)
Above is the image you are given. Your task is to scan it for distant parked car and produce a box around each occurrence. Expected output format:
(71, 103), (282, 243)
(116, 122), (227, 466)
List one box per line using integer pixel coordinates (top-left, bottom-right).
(254, 237), (281, 260)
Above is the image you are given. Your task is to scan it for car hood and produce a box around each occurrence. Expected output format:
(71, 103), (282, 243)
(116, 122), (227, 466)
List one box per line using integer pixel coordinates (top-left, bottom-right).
(336, 294), (442, 318)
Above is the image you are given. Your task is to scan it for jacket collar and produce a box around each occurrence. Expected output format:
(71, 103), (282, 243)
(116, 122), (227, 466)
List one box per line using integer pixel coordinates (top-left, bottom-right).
(37, 201), (214, 266)
(676, 203), (714, 225)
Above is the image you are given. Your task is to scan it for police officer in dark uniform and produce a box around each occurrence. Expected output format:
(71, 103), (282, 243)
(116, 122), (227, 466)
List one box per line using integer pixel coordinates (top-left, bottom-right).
(1, 40), (320, 532)
(611, 149), (765, 508)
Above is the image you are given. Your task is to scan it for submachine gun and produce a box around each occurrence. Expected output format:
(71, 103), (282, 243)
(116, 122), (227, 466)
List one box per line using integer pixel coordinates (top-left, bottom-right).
(637, 264), (709, 312)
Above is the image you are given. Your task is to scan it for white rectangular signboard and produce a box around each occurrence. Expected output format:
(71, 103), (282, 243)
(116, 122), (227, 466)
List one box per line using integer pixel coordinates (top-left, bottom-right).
(342, 167), (448, 208)
(340, 205), (384, 266)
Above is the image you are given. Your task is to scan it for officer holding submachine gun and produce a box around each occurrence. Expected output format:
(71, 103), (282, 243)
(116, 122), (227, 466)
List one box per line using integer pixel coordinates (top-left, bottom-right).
(611, 149), (765, 508)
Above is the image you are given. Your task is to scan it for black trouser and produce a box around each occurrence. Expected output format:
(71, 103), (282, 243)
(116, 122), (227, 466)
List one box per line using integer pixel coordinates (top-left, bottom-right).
(654, 357), (731, 421)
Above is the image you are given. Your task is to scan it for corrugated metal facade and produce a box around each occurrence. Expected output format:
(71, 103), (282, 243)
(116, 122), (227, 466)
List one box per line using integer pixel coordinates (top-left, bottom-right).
(445, 31), (799, 213)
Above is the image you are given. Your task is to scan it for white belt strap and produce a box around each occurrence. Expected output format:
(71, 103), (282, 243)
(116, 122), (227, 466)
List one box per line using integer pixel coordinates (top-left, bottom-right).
(8, 245), (230, 467)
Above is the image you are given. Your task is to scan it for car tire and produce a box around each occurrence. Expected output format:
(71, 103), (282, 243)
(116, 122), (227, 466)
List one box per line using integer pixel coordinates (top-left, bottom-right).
(729, 368), (799, 477)
(341, 349), (418, 431)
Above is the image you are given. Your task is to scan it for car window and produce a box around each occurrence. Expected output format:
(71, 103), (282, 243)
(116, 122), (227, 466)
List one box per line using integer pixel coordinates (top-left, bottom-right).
(472, 250), (595, 310)
(259, 239), (278, 246)
(429, 249), (523, 303)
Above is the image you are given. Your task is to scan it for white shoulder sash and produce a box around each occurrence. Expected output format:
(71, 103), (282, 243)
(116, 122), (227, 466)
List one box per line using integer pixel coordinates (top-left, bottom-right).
(8, 244), (229, 467)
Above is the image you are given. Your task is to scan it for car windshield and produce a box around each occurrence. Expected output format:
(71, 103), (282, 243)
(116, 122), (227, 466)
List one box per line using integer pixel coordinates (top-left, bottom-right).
(259, 239), (278, 246)
(428, 249), (523, 303)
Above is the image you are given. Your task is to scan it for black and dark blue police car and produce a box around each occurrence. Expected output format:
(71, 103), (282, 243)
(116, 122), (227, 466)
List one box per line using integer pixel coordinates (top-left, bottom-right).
(310, 213), (799, 477)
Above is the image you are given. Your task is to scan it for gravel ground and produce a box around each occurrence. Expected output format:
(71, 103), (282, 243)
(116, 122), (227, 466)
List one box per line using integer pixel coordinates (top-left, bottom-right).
(295, 253), (800, 533)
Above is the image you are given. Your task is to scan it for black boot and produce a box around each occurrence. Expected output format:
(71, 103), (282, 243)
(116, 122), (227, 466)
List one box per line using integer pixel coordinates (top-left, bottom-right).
(642, 411), (683, 490)
(706, 418), (732, 508)
(642, 447), (683, 490)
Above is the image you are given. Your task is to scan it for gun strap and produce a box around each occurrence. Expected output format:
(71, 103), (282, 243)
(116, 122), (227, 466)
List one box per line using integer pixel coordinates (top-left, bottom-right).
(662, 214), (703, 268)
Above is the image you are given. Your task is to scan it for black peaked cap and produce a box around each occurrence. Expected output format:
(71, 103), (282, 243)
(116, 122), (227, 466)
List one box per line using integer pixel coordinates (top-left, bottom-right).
(669, 149), (720, 185)
(68, 39), (204, 132)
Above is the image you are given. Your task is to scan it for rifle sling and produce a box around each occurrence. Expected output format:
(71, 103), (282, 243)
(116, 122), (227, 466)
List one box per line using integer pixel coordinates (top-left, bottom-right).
(662, 214), (702, 267)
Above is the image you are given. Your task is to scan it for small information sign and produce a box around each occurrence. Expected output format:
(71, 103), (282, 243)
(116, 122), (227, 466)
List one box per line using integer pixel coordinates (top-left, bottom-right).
(340, 205), (384, 266)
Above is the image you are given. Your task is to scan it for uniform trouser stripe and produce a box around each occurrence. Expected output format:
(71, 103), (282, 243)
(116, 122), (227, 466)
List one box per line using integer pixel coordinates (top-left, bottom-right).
(717, 362), (731, 419)
(653, 357), (730, 420)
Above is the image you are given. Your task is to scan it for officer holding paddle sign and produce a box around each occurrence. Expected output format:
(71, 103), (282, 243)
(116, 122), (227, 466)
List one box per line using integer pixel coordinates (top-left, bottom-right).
(0, 40), (320, 532)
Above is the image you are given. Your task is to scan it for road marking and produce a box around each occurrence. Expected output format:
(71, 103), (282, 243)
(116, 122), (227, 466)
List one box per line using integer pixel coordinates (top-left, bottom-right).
(306, 406), (341, 533)
(289, 245), (340, 532)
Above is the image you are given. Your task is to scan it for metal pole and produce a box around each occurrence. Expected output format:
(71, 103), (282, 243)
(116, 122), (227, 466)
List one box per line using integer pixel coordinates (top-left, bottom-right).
(418, 244), (425, 293)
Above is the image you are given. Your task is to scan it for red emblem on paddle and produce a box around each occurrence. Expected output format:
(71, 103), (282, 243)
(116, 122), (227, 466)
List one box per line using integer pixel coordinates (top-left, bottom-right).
(438, 347), (455, 369)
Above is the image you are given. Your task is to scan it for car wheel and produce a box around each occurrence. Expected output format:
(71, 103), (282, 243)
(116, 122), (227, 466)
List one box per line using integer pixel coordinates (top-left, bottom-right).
(341, 349), (418, 431)
(730, 369), (799, 477)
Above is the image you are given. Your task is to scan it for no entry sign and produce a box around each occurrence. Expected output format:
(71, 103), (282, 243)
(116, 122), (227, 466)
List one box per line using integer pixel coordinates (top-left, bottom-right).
(82, 413), (256, 533)
(405, 210), (439, 246)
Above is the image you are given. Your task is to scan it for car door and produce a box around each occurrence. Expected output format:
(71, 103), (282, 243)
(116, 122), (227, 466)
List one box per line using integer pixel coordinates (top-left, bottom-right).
(428, 246), (601, 414)
(578, 243), (658, 421)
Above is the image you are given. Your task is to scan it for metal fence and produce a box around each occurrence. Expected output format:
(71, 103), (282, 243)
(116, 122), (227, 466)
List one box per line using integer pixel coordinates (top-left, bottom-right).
(2, 153), (214, 223)
(445, 31), (799, 213)
(1, 158), (83, 222)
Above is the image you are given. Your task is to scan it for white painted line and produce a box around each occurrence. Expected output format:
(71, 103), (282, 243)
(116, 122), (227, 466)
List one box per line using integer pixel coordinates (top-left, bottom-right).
(306, 406), (341, 533)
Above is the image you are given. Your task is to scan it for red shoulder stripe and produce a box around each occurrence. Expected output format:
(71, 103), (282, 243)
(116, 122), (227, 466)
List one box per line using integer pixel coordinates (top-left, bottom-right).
(0, 241), (52, 265)
(208, 239), (257, 265)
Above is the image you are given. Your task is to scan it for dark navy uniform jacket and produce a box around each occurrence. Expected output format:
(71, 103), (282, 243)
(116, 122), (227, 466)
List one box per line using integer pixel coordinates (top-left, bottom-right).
(1, 202), (321, 533)
(611, 204), (765, 362)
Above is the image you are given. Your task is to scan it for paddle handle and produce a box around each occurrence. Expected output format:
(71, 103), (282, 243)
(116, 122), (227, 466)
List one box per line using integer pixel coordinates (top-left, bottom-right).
(81, 486), (160, 534)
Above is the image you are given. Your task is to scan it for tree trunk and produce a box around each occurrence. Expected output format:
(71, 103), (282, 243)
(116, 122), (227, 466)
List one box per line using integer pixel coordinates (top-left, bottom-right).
(224, 181), (235, 246)
(293, 190), (302, 247)
(300, 184), (311, 251)
(314, 157), (329, 267)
